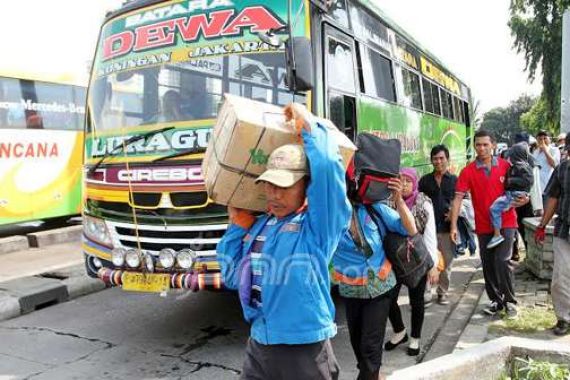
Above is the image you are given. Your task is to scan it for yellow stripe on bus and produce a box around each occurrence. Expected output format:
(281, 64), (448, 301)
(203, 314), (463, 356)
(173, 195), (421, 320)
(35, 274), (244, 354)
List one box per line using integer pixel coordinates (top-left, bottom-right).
(82, 242), (112, 260)
(86, 187), (130, 203)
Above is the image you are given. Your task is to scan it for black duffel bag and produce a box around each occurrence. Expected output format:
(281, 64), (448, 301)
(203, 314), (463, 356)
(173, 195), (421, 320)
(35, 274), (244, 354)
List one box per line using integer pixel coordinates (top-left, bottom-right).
(367, 206), (433, 288)
(353, 133), (401, 203)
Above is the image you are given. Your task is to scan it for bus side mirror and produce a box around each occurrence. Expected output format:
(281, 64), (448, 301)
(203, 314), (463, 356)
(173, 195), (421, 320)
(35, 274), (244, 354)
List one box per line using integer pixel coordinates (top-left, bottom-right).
(285, 37), (313, 93)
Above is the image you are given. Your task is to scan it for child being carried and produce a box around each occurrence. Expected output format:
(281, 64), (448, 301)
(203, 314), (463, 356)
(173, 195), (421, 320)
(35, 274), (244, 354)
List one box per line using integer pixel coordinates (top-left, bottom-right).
(487, 144), (534, 249)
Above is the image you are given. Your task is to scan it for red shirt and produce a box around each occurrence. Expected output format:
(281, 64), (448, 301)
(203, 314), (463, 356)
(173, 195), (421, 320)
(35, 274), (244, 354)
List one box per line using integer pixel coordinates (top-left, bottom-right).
(456, 157), (517, 234)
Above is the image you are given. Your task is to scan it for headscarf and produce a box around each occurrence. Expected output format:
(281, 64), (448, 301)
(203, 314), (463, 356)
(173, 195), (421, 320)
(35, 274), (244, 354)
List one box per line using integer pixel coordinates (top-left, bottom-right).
(400, 167), (419, 210)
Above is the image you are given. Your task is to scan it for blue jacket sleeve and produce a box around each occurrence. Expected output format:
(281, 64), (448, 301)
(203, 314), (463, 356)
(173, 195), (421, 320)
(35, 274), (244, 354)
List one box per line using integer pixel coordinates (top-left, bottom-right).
(372, 203), (408, 236)
(216, 224), (248, 290)
(303, 121), (351, 257)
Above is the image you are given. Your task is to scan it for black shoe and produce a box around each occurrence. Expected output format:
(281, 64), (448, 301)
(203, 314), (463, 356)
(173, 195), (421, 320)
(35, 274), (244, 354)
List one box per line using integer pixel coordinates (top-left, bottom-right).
(437, 294), (450, 305)
(407, 346), (420, 356)
(483, 302), (503, 316)
(384, 333), (408, 351)
(553, 320), (570, 336)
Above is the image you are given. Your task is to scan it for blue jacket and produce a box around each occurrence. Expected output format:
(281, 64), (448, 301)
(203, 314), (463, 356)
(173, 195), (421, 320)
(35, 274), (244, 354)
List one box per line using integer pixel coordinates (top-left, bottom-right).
(217, 120), (351, 345)
(333, 203), (407, 285)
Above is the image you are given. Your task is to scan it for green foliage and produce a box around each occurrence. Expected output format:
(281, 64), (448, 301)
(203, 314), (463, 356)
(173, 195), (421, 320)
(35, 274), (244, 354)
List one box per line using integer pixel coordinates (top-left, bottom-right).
(520, 96), (557, 135)
(480, 94), (537, 143)
(489, 306), (557, 333)
(508, 0), (570, 132)
(509, 357), (570, 380)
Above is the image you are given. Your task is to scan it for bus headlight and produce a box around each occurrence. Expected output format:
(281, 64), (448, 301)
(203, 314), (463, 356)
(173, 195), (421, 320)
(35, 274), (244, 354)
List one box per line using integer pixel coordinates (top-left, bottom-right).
(144, 253), (154, 272)
(83, 215), (112, 247)
(177, 249), (196, 269)
(159, 248), (176, 269)
(125, 249), (141, 268)
(111, 248), (126, 267)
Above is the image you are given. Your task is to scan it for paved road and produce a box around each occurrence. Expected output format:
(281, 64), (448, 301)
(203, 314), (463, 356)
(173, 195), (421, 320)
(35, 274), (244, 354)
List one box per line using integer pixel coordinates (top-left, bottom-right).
(0, 257), (479, 379)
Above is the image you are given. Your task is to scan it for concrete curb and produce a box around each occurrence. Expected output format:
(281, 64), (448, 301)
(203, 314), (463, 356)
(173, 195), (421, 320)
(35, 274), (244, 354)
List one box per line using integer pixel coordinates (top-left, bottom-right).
(389, 337), (570, 380)
(0, 236), (29, 256)
(0, 268), (106, 322)
(27, 225), (82, 248)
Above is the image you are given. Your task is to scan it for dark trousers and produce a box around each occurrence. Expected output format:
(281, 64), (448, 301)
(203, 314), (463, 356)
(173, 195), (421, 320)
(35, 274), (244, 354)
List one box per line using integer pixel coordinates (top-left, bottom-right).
(240, 338), (339, 380)
(388, 274), (428, 339)
(344, 289), (393, 380)
(478, 229), (517, 307)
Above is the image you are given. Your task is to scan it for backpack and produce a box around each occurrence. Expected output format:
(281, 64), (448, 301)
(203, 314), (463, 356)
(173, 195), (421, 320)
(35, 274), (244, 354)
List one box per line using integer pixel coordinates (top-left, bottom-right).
(348, 133), (401, 204)
(366, 205), (433, 288)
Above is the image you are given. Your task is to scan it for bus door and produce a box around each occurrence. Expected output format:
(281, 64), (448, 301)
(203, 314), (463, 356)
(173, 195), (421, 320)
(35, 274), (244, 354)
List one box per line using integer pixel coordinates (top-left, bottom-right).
(323, 25), (359, 142)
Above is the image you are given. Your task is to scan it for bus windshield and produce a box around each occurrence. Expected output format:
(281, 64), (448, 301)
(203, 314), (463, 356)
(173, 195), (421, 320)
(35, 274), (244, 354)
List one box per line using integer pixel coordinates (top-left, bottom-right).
(88, 52), (294, 132)
(86, 0), (306, 134)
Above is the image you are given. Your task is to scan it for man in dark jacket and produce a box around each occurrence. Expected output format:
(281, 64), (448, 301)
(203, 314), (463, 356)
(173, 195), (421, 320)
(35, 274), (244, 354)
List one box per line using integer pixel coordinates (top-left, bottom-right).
(536, 133), (570, 335)
(419, 144), (457, 305)
(487, 144), (534, 249)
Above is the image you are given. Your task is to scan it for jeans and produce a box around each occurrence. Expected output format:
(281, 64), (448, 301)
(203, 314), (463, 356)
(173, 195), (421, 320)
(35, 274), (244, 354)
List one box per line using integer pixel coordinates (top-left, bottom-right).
(490, 191), (528, 231)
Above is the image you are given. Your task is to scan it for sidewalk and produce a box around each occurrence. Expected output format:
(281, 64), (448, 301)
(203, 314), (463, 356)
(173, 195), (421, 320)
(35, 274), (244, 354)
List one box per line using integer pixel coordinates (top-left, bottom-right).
(0, 242), (83, 283)
(0, 238), (105, 321)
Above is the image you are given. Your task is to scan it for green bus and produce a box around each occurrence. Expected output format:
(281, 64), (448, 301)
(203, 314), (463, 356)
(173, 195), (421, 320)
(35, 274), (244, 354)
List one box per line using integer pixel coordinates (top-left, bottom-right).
(83, 0), (473, 292)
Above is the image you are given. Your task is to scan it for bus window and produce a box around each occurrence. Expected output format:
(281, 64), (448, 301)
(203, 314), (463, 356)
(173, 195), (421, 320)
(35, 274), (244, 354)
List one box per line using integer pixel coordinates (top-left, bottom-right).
(0, 77), (27, 129)
(452, 96), (465, 123)
(360, 46), (396, 102)
(324, 26), (357, 139)
(440, 89), (454, 120)
(329, 91), (356, 141)
(396, 66), (423, 110)
(422, 79), (441, 116)
(33, 81), (85, 130)
(329, 0), (350, 28)
(422, 78), (434, 114)
(432, 85), (441, 116)
(0, 77), (84, 130)
(327, 37), (356, 93)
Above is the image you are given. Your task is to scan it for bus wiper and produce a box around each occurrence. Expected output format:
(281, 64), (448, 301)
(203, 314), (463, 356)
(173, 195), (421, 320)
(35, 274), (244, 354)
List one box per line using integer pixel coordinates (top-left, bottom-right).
(152, 147), (203, 163)
(88, 126), (175, 175)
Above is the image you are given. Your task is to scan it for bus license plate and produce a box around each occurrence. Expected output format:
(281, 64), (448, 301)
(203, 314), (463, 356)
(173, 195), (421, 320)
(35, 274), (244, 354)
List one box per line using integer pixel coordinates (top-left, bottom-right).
(122, 273), (170, 293)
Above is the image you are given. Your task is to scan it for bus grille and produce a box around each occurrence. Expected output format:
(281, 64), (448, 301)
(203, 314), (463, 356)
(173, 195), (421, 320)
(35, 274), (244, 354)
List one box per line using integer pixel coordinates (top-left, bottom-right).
(170, 192), (209, 207)
(131, 193), (162, 207)
(107, 221), (227, 256)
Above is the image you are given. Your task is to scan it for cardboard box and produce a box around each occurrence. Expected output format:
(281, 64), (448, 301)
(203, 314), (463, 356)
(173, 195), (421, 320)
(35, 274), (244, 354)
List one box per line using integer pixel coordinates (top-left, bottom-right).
(202, 94), (356, 211)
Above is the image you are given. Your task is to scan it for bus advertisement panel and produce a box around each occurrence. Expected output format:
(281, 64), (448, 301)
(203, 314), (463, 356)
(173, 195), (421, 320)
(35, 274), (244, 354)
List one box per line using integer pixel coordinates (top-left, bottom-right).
(0, 75), (86, 225)
(84, 0), (471, 293)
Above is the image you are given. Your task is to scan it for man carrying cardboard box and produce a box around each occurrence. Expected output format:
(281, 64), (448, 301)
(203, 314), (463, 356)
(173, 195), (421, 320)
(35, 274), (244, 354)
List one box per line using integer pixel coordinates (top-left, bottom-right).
(216, 104), (351, 379)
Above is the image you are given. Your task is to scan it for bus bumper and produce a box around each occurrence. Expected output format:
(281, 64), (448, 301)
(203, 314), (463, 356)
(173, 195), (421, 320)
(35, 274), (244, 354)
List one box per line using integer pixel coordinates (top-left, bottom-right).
(96, 267), (224, 292)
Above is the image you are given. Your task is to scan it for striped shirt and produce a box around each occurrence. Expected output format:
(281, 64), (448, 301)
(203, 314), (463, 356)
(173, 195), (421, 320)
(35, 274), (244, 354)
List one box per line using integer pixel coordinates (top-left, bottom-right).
(250, 217), (278, 308)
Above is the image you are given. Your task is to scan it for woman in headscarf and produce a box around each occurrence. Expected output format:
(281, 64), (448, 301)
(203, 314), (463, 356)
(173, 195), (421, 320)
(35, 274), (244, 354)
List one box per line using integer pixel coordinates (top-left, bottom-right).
(384, 167), (440, 356)
(333, 161), (417, 380)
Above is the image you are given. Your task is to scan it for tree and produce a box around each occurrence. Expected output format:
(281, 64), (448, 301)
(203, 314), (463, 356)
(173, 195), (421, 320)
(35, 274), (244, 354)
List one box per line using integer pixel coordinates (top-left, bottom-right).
(508, 0), (570, 131)
(480, 95), (537, 143)
(520, 96), (553, 135)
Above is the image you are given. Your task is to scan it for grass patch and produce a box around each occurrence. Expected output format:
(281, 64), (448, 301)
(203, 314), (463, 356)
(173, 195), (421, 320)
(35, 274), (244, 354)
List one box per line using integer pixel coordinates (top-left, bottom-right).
(499, 357), (570, 380)
(489, 306), (557, 333)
